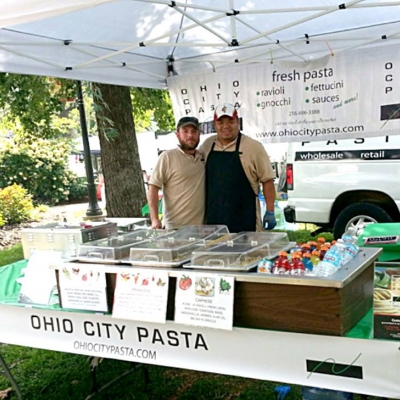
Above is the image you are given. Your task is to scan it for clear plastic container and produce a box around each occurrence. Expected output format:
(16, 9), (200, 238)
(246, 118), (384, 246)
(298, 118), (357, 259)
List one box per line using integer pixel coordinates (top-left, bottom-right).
(189, 232), (292, 271)
(77, 229), (168, 263)
(128, 225), (229, 267)
(158, 225), (229, 243)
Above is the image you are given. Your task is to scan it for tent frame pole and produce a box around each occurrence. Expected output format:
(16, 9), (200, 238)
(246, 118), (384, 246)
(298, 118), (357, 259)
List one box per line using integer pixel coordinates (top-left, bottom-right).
(74, 13), (225, 69)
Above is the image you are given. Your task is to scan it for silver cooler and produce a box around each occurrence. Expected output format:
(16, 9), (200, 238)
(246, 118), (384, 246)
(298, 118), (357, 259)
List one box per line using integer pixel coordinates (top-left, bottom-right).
(21, 222), (118, 259)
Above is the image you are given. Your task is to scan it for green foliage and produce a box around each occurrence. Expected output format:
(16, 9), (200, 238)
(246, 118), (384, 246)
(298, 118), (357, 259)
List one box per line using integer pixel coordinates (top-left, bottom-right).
(0, 211), (4, 227)
(131, 88), (175, 132)
(0, 138), (76, 205)
(284, 229), (334, 244)
(0, 184), (34, 224)
(0, 73), (76, 138)
(88, 83), (119, 141)
(68, 177), (88, 202)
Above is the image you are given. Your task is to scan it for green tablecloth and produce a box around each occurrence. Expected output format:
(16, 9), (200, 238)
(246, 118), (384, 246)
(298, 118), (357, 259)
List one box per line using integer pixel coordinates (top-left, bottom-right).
(0, 260), (27, 304)
(0, 260), (374, 339)
(0, 260), (63, 310)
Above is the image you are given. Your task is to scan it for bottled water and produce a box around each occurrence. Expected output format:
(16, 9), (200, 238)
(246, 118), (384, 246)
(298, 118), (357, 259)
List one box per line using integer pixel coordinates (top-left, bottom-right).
(274, 200), (285, 229)
(342, 235), (359, 265)
(341, 226), (356, 243)
(302, 386), (353, 400)
(258, 192), (266, 217)
(317, 242), (345, 277)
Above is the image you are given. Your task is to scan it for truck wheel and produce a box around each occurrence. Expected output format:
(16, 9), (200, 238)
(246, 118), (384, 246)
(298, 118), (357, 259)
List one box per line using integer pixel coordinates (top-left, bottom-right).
(333, 202), (392, 238)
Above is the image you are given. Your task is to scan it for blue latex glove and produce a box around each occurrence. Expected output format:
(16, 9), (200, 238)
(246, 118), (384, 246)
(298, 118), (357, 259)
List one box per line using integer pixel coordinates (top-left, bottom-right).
(263, 210), (276, 230)
(274, 385), (291, 400)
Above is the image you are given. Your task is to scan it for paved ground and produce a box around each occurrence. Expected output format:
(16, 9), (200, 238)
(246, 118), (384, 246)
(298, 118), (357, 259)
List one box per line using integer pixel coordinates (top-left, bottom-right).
(48, 200), (106, 222)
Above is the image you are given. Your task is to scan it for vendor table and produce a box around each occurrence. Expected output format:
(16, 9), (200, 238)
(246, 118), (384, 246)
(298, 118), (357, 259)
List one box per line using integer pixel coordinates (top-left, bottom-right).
(1, 253), (400, 399)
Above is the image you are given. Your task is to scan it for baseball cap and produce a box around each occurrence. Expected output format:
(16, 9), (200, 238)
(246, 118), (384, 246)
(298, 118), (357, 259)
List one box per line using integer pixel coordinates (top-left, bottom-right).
(176, 116), (200, 130)
(214, 103), (238, 121)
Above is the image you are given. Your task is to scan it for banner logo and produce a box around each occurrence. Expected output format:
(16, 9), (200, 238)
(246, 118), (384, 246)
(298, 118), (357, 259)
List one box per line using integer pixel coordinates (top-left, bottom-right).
(364, 236), (399, 245)
(306, 354), (363, 379)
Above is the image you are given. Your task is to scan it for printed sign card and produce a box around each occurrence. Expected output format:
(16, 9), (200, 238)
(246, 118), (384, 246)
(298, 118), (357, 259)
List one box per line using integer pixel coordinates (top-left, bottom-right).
(373, 264), (400, 340)
(18, 250), (61, 305)
(174, 272), (234, 330)
(58, 265), (108, 312)
(112, 269), (169, 323)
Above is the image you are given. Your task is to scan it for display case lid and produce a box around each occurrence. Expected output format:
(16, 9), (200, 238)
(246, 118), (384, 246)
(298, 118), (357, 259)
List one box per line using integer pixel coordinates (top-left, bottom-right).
(128, 237), (205, 266)
(189, 231), (293, 271)
(77, 229), (169, 263)
(126, 226), (228, 267)
(157, 225), (229, 242)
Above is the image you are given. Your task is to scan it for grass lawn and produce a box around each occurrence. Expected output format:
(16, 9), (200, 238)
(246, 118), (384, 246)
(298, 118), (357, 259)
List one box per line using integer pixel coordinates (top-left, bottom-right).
(0, 345), (386, 399)
(0, 345), (305, 400)
(0, 244), (23, 267)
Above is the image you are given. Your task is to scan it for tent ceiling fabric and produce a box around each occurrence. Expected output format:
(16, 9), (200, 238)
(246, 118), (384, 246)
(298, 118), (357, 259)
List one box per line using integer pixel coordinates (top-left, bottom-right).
(1, 0), (400, 89)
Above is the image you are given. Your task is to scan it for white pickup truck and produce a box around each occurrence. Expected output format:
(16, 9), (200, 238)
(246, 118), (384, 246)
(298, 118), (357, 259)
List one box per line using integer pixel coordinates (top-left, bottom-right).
(283, 135), (400, 238)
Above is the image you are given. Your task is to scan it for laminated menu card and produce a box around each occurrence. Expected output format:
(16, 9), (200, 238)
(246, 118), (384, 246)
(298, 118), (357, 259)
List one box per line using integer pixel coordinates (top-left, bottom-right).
(373, 264), (400, 340)
(174, 272), (234, 330)
(112, 269), (169, 323)
(58, 265), (108, 312)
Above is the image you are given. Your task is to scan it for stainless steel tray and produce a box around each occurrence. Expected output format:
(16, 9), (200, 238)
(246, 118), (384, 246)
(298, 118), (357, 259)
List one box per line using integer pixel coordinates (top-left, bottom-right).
(125, 258), (191, 268)
(184, 260), (259, 272)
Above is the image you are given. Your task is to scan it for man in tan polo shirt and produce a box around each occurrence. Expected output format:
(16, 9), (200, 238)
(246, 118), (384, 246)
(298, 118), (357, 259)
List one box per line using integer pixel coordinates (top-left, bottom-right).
(148, 116), (205, 229)
(200, 103), (276, 232)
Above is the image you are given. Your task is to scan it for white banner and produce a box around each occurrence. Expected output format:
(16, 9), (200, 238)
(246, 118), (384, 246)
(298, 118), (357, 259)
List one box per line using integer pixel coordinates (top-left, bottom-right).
(168, 44), (400, 143)
(1, 305), (400, 398)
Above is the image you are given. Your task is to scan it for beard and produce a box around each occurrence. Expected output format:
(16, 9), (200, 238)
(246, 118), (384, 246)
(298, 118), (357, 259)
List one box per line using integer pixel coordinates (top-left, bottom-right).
(179, 138), (199, 151)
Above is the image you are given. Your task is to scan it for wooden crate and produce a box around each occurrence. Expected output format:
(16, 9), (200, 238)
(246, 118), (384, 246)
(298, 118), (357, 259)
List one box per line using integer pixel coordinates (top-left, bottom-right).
(232, 264), (374, 336)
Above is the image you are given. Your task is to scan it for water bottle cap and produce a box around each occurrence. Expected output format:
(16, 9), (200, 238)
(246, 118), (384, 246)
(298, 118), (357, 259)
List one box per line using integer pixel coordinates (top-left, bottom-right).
(278, 251), (288, 257)
(303, 252), (311, 258)
(311, 250), (320, 256)
(317, 237), (326, 243)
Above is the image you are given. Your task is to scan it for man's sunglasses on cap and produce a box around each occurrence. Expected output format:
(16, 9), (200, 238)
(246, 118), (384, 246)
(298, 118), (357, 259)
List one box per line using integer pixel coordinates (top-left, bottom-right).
(177, 116), (200, 130)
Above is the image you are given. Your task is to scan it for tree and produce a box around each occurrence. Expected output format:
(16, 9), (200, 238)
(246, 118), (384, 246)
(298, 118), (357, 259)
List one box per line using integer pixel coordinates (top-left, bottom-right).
(131, 88), (175, 132)
(92, 83), (146, 217)
(0, 74), (173, 216)
(0, 73), (76, 138)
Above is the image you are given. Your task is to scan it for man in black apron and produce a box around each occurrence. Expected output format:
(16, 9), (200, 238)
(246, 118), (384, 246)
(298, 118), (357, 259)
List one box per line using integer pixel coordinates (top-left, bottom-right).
(202, 103), (276, 232)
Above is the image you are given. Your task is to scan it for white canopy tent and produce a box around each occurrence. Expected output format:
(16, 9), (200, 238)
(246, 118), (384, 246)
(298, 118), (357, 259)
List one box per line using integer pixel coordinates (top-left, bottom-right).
(1, 0), (400, 89)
